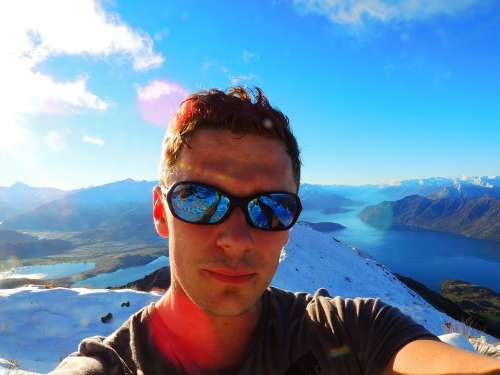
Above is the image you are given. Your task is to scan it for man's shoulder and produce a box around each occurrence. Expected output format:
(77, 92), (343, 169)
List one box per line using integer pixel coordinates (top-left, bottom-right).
(266, 286), (383, 318)
(265, 286), (412, 337)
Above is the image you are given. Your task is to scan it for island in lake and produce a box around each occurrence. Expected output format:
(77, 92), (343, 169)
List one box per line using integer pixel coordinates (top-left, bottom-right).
(299, 221), (346, 232)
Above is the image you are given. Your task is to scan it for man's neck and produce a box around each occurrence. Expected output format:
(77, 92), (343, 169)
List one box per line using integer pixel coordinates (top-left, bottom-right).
(151, 287), (262, 372)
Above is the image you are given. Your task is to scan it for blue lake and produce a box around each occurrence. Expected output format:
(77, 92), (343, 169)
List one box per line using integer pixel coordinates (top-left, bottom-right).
(72, 256), (169, 288)
(300, 208), (500, 293)
(0, 262), (95, 280)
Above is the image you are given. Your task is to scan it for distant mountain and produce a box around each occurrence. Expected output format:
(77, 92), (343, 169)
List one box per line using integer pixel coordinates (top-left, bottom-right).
(378, 176), (500, 200)
(376, 177), (457, 201)
(2, 179), (157, 234)
(308, 176), (500, 204)
(0, 182), (68, 222)
(0, 229), (74, 258)
(299, 183), (360, 212)
(4, 177), (499, 242)
(359, 195), (500, 242)
(429, 183), (500, 200)
(3, 180), (358, 240)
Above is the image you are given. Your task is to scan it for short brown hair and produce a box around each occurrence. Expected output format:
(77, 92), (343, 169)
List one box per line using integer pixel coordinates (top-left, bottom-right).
(159, 86), (301, 189)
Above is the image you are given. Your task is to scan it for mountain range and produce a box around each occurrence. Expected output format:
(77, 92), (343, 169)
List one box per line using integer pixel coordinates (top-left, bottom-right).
(0, 179), (357, 235)
(1, 176), (499, 250)
(308, 176), (500, 203)
(359, 193), (500, 242)
(1, 179), (158, 243)
(0, 182), (67, 222)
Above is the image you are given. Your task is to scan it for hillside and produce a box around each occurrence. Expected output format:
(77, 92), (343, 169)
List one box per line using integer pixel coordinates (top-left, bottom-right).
(442, 280), (500, 337)
(116, 265), (171, 292)
(395, 274), (500, 338)
(359, 195), (500, 242)
(0, 229), (74, 259)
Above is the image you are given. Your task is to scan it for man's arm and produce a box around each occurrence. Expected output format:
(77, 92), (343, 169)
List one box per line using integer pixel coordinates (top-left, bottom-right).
(382, 339), (500, 375)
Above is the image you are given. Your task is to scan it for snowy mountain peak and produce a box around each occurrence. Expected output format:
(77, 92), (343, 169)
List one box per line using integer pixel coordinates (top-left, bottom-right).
(9, 181), (30, 190)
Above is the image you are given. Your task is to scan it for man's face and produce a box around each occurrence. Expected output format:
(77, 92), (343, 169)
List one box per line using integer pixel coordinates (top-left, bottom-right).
(154, 129), (296, 317)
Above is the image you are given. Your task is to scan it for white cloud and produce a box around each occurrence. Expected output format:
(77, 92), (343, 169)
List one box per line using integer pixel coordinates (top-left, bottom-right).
(293, 0), (483, 25)
(202, 59), (230, 74)
(0, 0), (164, 71)
(154, 28), (170, 42)
(230, 74), (261, 85)
(242, 50), (259, 63)
(45, 131), (66, 152)
(0, 0), (164, 114)
(202, 58), (260, 86)
(82, 135), (105, 146)
(0, 0), (164, 134)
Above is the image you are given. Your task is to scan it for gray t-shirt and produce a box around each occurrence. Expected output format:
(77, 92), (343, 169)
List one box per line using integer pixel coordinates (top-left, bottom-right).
(51, 287), (439, 375)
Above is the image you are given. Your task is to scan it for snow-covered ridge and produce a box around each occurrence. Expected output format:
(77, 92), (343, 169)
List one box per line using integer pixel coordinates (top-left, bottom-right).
(275, 224), (490, 337)
(0, 224), (494, 374)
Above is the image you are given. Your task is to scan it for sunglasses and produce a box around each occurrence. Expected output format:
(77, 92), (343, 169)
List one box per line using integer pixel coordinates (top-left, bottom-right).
(161, 181), (302, 231)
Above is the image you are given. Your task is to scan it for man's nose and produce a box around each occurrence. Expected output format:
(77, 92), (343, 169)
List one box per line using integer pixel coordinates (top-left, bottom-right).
(215, 206), (254, 257)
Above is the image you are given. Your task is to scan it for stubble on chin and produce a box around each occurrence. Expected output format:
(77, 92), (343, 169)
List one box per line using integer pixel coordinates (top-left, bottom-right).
(188, 270), (265, 318)
(200, 288), (263, 318)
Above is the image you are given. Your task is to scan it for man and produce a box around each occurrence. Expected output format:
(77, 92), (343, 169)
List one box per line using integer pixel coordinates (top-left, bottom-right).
(53, 87), (499, 374)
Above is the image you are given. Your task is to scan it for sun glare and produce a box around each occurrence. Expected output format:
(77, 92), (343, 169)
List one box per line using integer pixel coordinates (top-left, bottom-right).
(0, 114), (30, 154)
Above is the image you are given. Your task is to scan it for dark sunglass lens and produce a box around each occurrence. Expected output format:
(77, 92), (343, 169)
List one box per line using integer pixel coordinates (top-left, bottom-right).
(170, 183), (230, 224)
(248, 194), (299, 230)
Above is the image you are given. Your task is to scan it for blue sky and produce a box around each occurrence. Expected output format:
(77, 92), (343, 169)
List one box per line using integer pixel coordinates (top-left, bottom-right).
(1, 0), (499, 190)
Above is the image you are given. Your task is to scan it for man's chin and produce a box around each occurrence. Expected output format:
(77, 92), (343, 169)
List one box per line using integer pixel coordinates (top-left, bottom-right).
(197, 290), (262, 318)
(204, 304), (254, 318)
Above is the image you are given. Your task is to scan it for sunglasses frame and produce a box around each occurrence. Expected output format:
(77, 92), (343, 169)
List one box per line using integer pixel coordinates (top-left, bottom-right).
(160, 181), (302, 231)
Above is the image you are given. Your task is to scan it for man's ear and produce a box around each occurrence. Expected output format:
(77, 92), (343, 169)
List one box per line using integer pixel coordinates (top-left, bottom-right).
(153, 186), (169, 238)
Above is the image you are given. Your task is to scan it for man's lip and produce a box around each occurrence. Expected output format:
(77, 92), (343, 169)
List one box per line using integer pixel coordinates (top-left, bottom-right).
(206, 268), (256, 277)
(202, 269), (257, 284)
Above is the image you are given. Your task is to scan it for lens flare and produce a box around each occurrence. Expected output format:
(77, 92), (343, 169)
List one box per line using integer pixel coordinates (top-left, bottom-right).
(137, 80), (189, 128)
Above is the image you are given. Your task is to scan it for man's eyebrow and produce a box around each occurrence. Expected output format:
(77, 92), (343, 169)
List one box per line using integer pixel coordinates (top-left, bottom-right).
(179, 157), (282, 176)
(176, 159), (290, 191)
